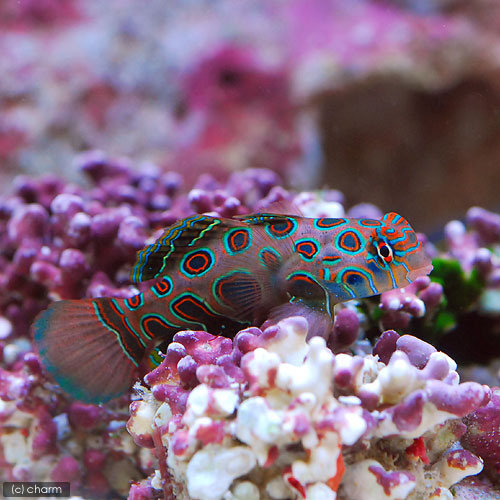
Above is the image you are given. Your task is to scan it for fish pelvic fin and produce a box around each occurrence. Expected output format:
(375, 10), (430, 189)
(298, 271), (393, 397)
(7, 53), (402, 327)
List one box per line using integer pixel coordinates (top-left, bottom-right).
(264, 301), (334, 341)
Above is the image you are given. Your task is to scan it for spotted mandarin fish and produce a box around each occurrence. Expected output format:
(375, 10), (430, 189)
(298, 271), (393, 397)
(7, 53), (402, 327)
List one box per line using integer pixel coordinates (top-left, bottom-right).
(34, 211), (432, 403)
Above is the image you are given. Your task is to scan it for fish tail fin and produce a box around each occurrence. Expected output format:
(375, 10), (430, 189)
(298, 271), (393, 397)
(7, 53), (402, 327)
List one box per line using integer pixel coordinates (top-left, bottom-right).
(33, 297), (147, 403)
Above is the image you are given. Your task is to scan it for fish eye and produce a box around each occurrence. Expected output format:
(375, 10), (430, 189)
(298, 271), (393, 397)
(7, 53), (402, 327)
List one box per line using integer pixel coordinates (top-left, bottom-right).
(377, 242), (393, 263)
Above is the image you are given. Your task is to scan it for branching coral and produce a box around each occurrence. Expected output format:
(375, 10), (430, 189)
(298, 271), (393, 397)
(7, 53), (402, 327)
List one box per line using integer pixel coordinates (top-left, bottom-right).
(127, 317), (490, 500)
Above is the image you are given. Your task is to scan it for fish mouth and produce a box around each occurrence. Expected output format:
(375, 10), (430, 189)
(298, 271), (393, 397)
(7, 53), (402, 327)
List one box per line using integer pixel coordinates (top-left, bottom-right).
(406, 263), (434, 282)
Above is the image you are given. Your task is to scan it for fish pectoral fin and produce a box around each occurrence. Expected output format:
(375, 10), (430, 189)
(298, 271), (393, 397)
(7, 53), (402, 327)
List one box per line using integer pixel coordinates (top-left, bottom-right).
(236, 199), (304, 218)
(212, 270), (267, 321)
(263, 301), (334, 341)
(319, 278), (358, 303)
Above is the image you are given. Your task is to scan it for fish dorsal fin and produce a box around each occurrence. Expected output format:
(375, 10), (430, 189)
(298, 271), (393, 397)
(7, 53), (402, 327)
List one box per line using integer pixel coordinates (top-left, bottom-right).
(235, 212), (300, 224)
(132, 213), (298, 283)
(132, 215), (235, 282)
(253, 199), (304, 217)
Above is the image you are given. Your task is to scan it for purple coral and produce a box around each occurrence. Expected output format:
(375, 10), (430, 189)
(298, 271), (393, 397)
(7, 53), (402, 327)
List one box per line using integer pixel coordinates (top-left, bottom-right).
(467, 207), (500, 245)
(328, 307), (360, 352)
(0, 150), (499, 498)
(379, 276), (443, 330)
(462, 387), (500, 480)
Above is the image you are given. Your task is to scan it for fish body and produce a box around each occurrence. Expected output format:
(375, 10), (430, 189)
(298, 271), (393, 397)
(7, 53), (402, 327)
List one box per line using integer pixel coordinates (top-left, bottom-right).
(34, 212), (432, 403)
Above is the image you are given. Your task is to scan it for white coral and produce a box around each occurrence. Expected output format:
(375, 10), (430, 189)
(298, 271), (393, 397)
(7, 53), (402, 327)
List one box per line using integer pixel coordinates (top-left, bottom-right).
(276, 336), (334, 402)
(341, 459), (416, 500)
(129, 316), (487, 500)
(186, 445), (256, 500)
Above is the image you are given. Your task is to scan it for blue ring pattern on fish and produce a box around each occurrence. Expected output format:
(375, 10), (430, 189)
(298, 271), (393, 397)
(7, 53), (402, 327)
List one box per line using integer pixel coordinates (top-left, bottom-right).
(264, 217), (298, 239)
(124, 294), (144, 311)
(152, 276), (174, 298)
(313, 217), (348, 230)
(335, 265), (379, 298)
(140, 313), (181, 340)
(334, 228), (366, 255)
(223, 228), (253, 255)
(357, 219), (382, 227)
(180, 248), (216, 278)
(295, 237), (321, 262)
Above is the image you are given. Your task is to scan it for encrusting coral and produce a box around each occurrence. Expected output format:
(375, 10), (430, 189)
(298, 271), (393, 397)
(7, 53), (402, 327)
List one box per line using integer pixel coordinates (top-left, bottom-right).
(0, 160), (499, 498)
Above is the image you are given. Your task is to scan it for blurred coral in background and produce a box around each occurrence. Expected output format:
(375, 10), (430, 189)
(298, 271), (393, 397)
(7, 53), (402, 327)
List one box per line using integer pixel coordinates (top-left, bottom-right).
(1, 0), (500, 499)
(2, 0), (500, 227)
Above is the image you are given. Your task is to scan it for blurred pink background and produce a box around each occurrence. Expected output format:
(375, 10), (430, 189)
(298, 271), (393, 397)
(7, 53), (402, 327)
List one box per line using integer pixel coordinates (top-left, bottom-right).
(2, 0), (500, 229)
